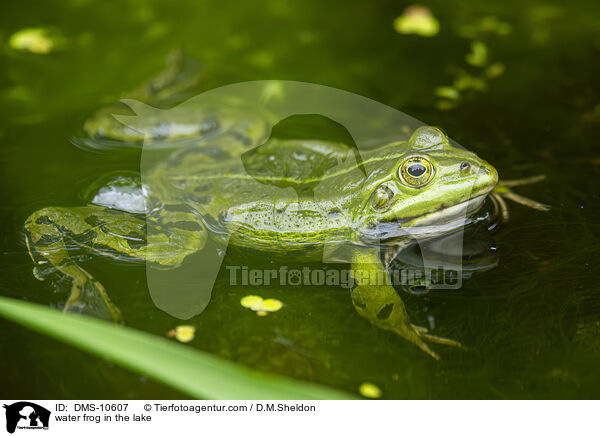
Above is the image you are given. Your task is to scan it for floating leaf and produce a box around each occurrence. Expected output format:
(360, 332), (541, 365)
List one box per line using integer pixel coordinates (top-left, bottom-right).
(359, 382), (382, 399)
(9, 27), (65, 54)
(169, 325), (196, 343)
(453, 72), (488, 92)
(393, 5), (440, 37)
(241, 295), (265, 311)
(241, 295), (283, 315)
(434, 86), (460, 101)
(465, 40), (488, 67)
(261, 298), (283, 312)
(260, 81), (285, 105)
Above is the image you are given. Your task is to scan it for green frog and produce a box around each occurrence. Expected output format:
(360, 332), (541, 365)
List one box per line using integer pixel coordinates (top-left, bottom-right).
(23, 60), (547, 359)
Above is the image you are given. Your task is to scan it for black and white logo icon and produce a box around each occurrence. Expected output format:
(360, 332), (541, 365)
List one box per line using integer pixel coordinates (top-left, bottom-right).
(3, 402), (50, 434)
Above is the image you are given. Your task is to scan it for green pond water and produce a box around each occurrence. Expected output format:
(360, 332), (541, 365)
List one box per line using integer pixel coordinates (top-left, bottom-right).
(1, 0), (599, 399)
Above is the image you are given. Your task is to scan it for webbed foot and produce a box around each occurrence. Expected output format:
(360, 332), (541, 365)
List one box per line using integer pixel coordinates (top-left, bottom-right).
(492, 175), (550, 222)
(409, 324), (462, 360)
(62, 267), (123, 323)
(351, 283), (462, 359)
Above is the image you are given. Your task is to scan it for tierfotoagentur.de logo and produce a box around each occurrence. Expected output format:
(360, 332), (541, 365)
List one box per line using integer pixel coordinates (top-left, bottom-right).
(226, 265), (460, 290)
(3, 402), (50, 434)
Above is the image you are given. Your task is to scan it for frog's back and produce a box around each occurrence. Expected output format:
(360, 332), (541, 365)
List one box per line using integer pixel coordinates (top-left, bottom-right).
(151, 137), (374, 250)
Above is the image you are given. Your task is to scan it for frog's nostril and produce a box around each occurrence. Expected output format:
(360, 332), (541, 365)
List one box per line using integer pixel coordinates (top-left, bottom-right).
(460, 162), (470, 171)
(478, 165), (499, 186)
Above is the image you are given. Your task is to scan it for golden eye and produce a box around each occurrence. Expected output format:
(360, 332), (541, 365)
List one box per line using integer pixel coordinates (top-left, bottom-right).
(370, 184), (394, 211)
(399, 156), (434, 188)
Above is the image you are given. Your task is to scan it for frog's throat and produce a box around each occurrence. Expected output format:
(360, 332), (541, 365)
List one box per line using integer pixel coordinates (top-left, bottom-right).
(370, 194), (489, 242)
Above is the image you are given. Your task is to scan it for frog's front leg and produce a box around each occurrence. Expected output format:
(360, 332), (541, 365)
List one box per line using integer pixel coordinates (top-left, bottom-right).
(492, 175), (550, 222)
(24, 205), (206, 322)
(350, 248), (460, 359)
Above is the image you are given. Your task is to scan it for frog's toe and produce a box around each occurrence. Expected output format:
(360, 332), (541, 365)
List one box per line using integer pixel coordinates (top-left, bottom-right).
(499, 191), (550, 212)
(32, 266), (48, 281)
(411, 335), (440, 360)
(64, 276), (123, 323)
(493, 174), (550, 219)
(496, 174), (546, 188)
(411, 324), (462, 354)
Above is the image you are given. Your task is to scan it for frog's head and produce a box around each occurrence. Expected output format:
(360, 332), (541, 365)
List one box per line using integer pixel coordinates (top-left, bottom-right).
(358, 126), (498, 241)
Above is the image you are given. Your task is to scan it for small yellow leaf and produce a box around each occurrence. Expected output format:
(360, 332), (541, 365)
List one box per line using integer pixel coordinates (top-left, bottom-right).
(465, 40), (488, 67)
(260, 81), (285, 105)
(393, 5), (439, 37)
(240, 295), (264, 311)
(261, 298), (283, 312)
(241, 295), (283, 315)
(173, 325), (195, 343)
(434, 86), (460, 100)
(9, 28), (63, 54)
(359, 382), (382, 399)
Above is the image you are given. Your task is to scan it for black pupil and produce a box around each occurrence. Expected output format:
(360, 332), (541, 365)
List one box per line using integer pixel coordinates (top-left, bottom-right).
(408, 164), (426, 177)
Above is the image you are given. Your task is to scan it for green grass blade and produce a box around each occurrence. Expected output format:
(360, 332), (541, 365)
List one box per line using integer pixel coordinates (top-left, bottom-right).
(0, 297), (354, 400)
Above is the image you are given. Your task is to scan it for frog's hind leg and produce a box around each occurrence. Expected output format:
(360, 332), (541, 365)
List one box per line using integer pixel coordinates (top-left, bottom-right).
(23, 206), (145, 322)
(351, 283), (460, 360)
(350, 249), (461, 360)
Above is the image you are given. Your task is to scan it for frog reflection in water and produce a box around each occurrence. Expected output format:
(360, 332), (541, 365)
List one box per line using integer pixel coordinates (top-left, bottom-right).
(23, 70), (547, 359)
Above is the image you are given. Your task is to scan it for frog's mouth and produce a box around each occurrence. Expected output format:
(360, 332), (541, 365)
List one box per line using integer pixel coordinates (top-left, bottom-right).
(363, 194), (491, 242)
(399, 194), (488, 234)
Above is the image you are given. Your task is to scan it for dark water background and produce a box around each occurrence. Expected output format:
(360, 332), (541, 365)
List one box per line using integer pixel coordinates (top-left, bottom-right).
(1, 0), (599, 398)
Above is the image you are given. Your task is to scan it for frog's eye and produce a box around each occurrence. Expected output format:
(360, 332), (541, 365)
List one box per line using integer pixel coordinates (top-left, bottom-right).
(370, 184), (394, 212)
(399, 156), (435, 188)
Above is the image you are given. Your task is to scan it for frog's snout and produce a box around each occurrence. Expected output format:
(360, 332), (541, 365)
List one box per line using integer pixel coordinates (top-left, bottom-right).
(477, 163), (499, 190)
(478, 164), (494, 176)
